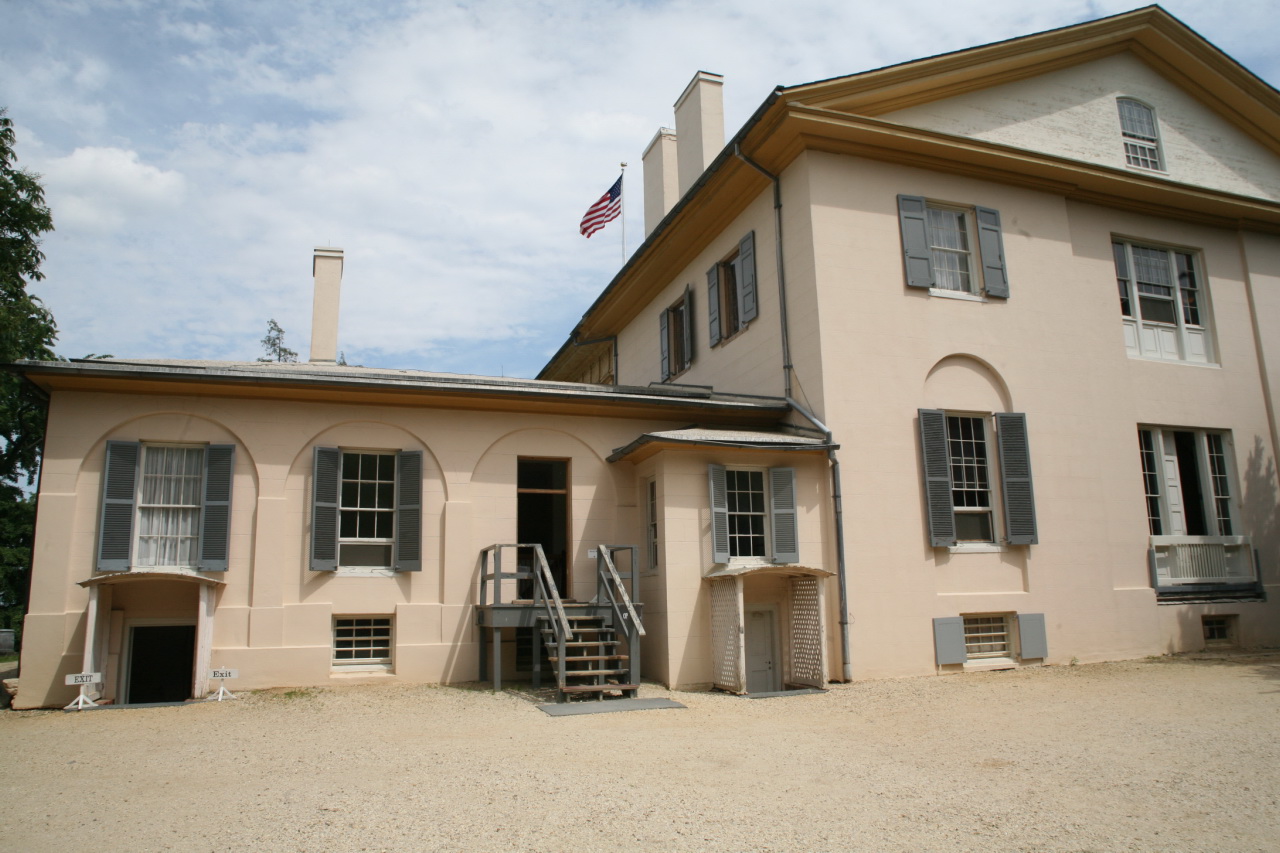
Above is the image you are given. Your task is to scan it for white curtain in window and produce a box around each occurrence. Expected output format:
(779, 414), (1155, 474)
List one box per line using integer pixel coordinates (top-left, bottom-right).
(137, 447), (203, 567)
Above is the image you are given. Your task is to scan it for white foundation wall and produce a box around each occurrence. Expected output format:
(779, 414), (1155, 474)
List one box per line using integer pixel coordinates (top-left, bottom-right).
(882, 52), (1280, 202)
(17, 391), (681, 708)
(803, 152), (1280, 679)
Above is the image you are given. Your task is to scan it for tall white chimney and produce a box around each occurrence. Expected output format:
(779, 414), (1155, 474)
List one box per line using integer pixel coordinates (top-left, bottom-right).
(310, 247), (343, 364)
(642, 127), (678, 237)
(673, 71), (724, 197)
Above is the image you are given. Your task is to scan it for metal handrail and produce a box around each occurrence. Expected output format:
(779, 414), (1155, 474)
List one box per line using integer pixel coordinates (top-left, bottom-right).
(479, 543), (571, 691)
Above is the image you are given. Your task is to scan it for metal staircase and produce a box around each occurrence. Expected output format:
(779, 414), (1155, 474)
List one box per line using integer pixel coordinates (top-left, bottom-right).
(478, 543), (645, 703)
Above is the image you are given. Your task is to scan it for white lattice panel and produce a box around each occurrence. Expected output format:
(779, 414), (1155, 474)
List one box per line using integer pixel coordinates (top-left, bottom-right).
(790, 576), (824, 688)
(710, 577), (743, 693)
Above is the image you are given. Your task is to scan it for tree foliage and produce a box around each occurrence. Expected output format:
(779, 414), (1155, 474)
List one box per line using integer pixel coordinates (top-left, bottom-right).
(258, 318), (298, 363)
(1, 108), (57, 488)
(0, 107), (56, 641)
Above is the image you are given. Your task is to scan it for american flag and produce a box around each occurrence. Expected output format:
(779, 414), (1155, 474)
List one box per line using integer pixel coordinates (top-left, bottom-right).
(579, 174), (623, 237)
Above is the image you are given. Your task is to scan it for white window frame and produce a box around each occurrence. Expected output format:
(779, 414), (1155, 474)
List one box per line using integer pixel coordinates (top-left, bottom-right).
(135, 444), (205, 569)
(1114, 239), (1213, 364)
(725, 467), (771, 564)
(332, 616), (393, 670)
(946, 414), (1004, 550)
(962, 613), (1019, 667)
(1117, 98), (1164, 171)
(337, 450), (398, 575)
(926, 203), (984, 298)
(1138, 427), (1239, 539)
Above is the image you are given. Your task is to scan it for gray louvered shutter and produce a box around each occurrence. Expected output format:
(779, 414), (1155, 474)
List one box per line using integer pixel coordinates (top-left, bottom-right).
(395, 450), (422, 572)
(97, 440), (140, 572)
(1018, 612), (1048, 660)
(995, 412), (1037, 545)
(975, 206), (1009, 298)
(682, 285), (694, 368)
(898, 195), (934, 289)
(918, 409), (956, 547)
(311, 446), (340, 571)
(198, 444), (235, 571)
(707, 265), (721, 347)
(708, 464), (730, 564)
(769, 467), (798, 564)
(933, 617), (966, 665)
(738, 231), (758, 323)
(659, 308), (670, 380)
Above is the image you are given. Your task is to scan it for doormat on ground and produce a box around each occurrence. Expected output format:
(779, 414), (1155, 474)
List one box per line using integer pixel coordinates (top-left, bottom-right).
(538, 697), (686, 716)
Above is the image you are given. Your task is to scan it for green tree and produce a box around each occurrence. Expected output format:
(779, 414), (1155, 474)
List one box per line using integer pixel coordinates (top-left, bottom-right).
(258, 318), (298, 362)
(0, 107), (57, 638)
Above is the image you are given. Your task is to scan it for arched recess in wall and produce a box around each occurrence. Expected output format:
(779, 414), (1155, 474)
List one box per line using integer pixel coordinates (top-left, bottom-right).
(77, 412), (260, 598)
(922, 354), (1013, 413)
(471, 427), (621, 603)
(287, 420), (447, 582)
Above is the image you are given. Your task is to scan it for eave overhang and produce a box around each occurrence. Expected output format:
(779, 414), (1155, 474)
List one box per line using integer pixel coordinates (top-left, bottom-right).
(9, 360), (791, 426)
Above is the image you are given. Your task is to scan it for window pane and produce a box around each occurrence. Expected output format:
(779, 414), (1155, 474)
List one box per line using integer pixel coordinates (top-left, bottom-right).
(1138, 295), (1176, 324)
(378, 455), (395, 480)
(342, 453), (360, 479)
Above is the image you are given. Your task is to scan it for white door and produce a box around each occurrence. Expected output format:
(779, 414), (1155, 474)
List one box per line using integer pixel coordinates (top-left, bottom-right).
(746, 608), (780, 693)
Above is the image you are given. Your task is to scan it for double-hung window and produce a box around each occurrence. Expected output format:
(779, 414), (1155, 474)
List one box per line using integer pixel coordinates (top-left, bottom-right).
(1117, 98), (1163, 171)
(1138, 427), (1253, 588)
(897, 196), (1009, 298)
(1114, 240), (1212, 363)
(311, 447), (422, 572)
(659, 286), (694, 380)
(708, 465), (798, 565)
(918, 410), (1037, 547)
(707, 231), (758, 346)
(96, 441), (235, 572)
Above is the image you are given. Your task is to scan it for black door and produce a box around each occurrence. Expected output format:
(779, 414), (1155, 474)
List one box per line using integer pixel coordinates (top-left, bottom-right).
(127, 625), (196, 704)
(517, 459), (569, 599)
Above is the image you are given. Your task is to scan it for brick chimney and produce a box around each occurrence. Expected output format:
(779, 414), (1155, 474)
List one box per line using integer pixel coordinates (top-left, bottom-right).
(310, 247), (343, 364)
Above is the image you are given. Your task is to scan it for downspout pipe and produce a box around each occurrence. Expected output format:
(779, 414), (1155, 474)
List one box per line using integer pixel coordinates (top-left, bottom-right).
(730, 144), (852, 682)
(787, 397), (853, 683)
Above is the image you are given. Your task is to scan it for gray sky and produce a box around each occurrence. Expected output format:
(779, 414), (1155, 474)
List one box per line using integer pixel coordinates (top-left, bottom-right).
(4, 0), (1278, 377)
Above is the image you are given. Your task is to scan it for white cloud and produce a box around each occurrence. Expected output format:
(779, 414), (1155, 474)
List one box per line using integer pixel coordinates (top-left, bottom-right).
(41, 147), (186, 232)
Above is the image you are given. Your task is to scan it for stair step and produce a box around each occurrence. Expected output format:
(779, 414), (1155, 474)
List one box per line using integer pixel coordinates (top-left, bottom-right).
(561, 668), (629, 678)
(560, 683), (639, 694)
(548, 655), (628, 663)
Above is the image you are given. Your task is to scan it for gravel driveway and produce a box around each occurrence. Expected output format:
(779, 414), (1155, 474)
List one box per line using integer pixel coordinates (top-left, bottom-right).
(2, 653), (1278, 852)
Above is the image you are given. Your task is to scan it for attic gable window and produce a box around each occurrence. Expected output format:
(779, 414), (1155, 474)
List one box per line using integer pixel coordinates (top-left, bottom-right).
(1117, 99), (1163, 171)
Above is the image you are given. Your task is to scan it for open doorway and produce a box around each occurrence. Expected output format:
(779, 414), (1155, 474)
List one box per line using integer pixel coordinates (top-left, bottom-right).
(517, 458), (570, 599)
(125, 624), (195, 704)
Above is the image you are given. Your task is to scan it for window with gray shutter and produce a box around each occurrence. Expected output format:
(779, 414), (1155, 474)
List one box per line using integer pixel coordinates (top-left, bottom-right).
(394, 450), (423, 572)
(1017, 612), (1048, 660)
(769, 467), (798, 563)
(974, 207), (1009, 298)
(738, 231), (758, 323)
(917, 410), (956, 547)
(932, 617), (967, 665)
(898, 195), (934, 289)
(707, 264), (721, 348)
(198, 444), (235, 571)
(97, 440), (140, 572)
(659, 308), (670, 380)
(311, 446), (341, 571)
(995, 413), (1038, 545)
(708, 464), (730, 564)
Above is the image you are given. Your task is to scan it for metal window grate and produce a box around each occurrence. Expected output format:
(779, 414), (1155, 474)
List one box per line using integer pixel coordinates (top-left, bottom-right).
(963, 615), (1010, 658)
(333, 617), (393, 663)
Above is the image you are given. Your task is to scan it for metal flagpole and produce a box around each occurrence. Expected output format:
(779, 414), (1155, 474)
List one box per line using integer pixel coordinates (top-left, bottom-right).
(619, 162), (628, 264)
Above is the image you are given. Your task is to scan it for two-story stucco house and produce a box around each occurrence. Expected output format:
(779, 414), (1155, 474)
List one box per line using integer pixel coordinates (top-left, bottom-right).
(10, 6), (1280, 708)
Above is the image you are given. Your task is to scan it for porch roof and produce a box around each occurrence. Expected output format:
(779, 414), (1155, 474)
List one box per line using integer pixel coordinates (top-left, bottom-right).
(608, 427), (835, 463)
(705, 563), (835, 579)
(78, 569), (227, 588)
